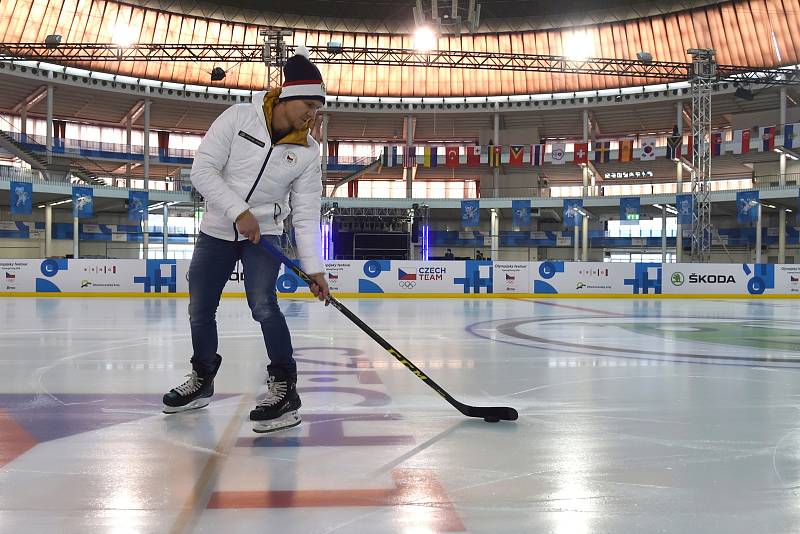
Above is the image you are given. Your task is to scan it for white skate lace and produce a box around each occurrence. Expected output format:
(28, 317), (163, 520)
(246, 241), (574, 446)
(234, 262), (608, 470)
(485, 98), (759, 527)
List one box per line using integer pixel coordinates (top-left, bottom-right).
(256, 376), (287, 408)
(174, 372), (203, 396)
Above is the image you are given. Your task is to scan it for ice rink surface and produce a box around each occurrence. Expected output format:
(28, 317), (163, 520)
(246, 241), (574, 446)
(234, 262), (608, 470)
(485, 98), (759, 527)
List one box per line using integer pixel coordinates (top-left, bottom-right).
(2, 296), (800, 533)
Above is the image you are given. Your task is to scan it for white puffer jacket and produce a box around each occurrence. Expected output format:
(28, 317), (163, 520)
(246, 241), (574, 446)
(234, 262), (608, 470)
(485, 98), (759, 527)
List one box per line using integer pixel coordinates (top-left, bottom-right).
(191, 90), (324, 275)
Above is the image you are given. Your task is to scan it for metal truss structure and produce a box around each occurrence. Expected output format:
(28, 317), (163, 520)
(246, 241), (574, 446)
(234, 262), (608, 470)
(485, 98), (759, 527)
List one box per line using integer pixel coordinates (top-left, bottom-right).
(688, 48), (714, 262)
(1, 42), (798, 85)
(325, 206), (411, 219)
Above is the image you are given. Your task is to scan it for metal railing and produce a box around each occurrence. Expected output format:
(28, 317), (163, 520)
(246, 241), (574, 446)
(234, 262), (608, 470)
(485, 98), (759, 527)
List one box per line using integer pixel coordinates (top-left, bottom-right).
(4, 162), (800, 200)
(0, 164), (192, 196)
(2, 131), (196, 160)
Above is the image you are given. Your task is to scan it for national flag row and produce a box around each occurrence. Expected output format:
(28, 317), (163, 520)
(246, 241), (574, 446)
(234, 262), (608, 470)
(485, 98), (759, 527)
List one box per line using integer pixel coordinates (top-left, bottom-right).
(381, 125), (799, 168)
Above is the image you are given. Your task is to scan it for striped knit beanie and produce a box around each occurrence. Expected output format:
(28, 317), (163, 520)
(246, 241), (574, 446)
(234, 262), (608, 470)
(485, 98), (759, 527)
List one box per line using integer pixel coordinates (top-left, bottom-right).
(280, 46), (326, 102)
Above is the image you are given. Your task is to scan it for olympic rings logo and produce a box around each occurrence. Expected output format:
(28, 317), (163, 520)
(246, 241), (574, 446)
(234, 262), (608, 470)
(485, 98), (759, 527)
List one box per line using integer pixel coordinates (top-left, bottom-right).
(398, 281), (416, 289)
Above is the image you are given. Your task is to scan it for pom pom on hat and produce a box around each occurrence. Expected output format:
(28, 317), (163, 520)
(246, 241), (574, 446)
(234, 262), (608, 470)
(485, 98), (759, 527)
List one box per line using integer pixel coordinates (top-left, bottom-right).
(294, 45), (310, 59)
(280, 44), (325, 102)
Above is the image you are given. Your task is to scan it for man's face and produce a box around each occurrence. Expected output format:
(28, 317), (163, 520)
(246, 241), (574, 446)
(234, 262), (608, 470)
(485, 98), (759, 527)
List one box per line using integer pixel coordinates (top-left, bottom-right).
(283, 99), (324, 130)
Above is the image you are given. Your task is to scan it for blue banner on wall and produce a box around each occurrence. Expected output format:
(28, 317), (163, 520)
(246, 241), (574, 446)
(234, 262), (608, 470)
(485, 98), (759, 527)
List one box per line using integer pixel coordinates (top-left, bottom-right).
(72, 186), (94, 219)
(736, 190), (760, 224)
(563, 199), (583, 228)
(128, 191), (148, 221)
(461, 200), (480, 228)
(10, 181), (32, 215)
(511, 199), (531, 229)
(619, 197), (640, 224)
(676, 194), (693, 225)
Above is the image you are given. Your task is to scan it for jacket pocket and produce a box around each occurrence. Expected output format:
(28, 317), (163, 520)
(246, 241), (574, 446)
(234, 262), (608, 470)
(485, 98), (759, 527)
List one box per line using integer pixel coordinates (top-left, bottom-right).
(250, 200), (290, 224)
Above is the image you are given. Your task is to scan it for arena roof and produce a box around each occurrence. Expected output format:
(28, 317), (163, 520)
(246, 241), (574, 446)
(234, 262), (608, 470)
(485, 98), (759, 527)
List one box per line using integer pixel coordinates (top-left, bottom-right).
(127, 0), (730, 34)
(1, 0), (796, 96)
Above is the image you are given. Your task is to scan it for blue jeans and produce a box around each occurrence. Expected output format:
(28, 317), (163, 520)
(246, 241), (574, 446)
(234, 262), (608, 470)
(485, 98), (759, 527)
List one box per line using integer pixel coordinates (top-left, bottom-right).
(188, 232), (294, 376)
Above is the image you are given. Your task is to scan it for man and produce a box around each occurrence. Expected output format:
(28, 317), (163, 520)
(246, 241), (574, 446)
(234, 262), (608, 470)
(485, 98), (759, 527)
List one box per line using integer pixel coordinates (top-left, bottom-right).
(444, 248), (454, 260)
(163, 46), (329, 434)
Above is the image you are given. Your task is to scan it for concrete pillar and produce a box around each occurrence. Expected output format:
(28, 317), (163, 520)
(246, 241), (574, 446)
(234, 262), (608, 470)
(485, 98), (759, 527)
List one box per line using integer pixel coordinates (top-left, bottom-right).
(408, 211), (415, 260)
(779, 88), (787, 263)
(143, 97), (151, 258)
(46, 84), (53, 164)
(72, 215), (79, 259)
(490, 208), (499, 260)
(126, 116), (132, 189)
(45, 204), (52, 257)
(405, 114), (413, 199)
(756, 203), (762, 264)
(676, 101), (683, 263)
(573, 225), (579, 261)
(582, 109), (589, 197)
(779, 165), (787, 263)
(321, 113), (329, 188)
(662, 205), (667, 262)
(493, 111), (500, 197)
(581, 213), (589, 262)
(20, 106), (27, 138)
(162, 203), (169, 259)
(581, 109), (590, 260)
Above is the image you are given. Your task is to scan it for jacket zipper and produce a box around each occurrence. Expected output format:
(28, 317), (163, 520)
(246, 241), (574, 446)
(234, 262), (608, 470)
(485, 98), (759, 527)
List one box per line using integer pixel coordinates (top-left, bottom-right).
(233, 145), (274, 241)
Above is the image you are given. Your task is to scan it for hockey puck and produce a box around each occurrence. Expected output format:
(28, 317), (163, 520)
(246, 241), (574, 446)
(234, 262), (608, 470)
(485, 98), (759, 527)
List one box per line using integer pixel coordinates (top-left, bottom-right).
(484, 417), (500, 423)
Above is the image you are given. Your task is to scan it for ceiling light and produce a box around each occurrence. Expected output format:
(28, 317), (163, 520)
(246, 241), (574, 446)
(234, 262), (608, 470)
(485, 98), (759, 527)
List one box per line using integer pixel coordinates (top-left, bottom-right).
(210, 67), (226, 82)
(564, 32), (594, 61)
(44, 34), (62, 49)
(110, 24), (138, 47)
(37, 198), (72, 208)
(413, 26), (437, 52)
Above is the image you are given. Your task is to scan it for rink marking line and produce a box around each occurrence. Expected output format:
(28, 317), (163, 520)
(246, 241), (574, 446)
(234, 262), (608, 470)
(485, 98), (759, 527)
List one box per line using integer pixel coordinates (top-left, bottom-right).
(467, 315), (800, 368)
(168, 393), (253, 534)
(29, 336), (156, 405)
(368, 420), (465, 477)
(513, 298), (626, 316)
(207, 468), (466, 532)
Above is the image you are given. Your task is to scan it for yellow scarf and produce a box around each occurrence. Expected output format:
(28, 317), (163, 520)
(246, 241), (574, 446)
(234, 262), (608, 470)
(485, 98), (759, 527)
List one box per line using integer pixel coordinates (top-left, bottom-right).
(262, 88), (312, 147)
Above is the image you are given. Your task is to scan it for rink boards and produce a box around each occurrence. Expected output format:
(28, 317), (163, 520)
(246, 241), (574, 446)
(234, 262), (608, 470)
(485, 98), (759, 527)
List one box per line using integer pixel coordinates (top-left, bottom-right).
(2, 258), (800, 297)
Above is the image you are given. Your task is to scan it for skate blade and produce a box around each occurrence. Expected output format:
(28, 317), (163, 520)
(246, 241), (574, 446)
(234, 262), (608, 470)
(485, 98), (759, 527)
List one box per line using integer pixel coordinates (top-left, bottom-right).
(252, 411), (301, 434)
(163, 397), (210, 414)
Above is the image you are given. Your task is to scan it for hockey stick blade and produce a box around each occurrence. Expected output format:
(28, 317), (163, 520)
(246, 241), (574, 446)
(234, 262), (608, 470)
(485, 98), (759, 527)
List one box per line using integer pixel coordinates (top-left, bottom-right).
(457, 403), (519, 421)
(258, 239), (519, 422)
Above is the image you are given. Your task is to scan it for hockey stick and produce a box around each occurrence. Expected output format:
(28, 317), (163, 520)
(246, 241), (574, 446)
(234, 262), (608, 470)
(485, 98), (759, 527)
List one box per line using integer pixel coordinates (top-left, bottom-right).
(259, 238), (518, 423)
